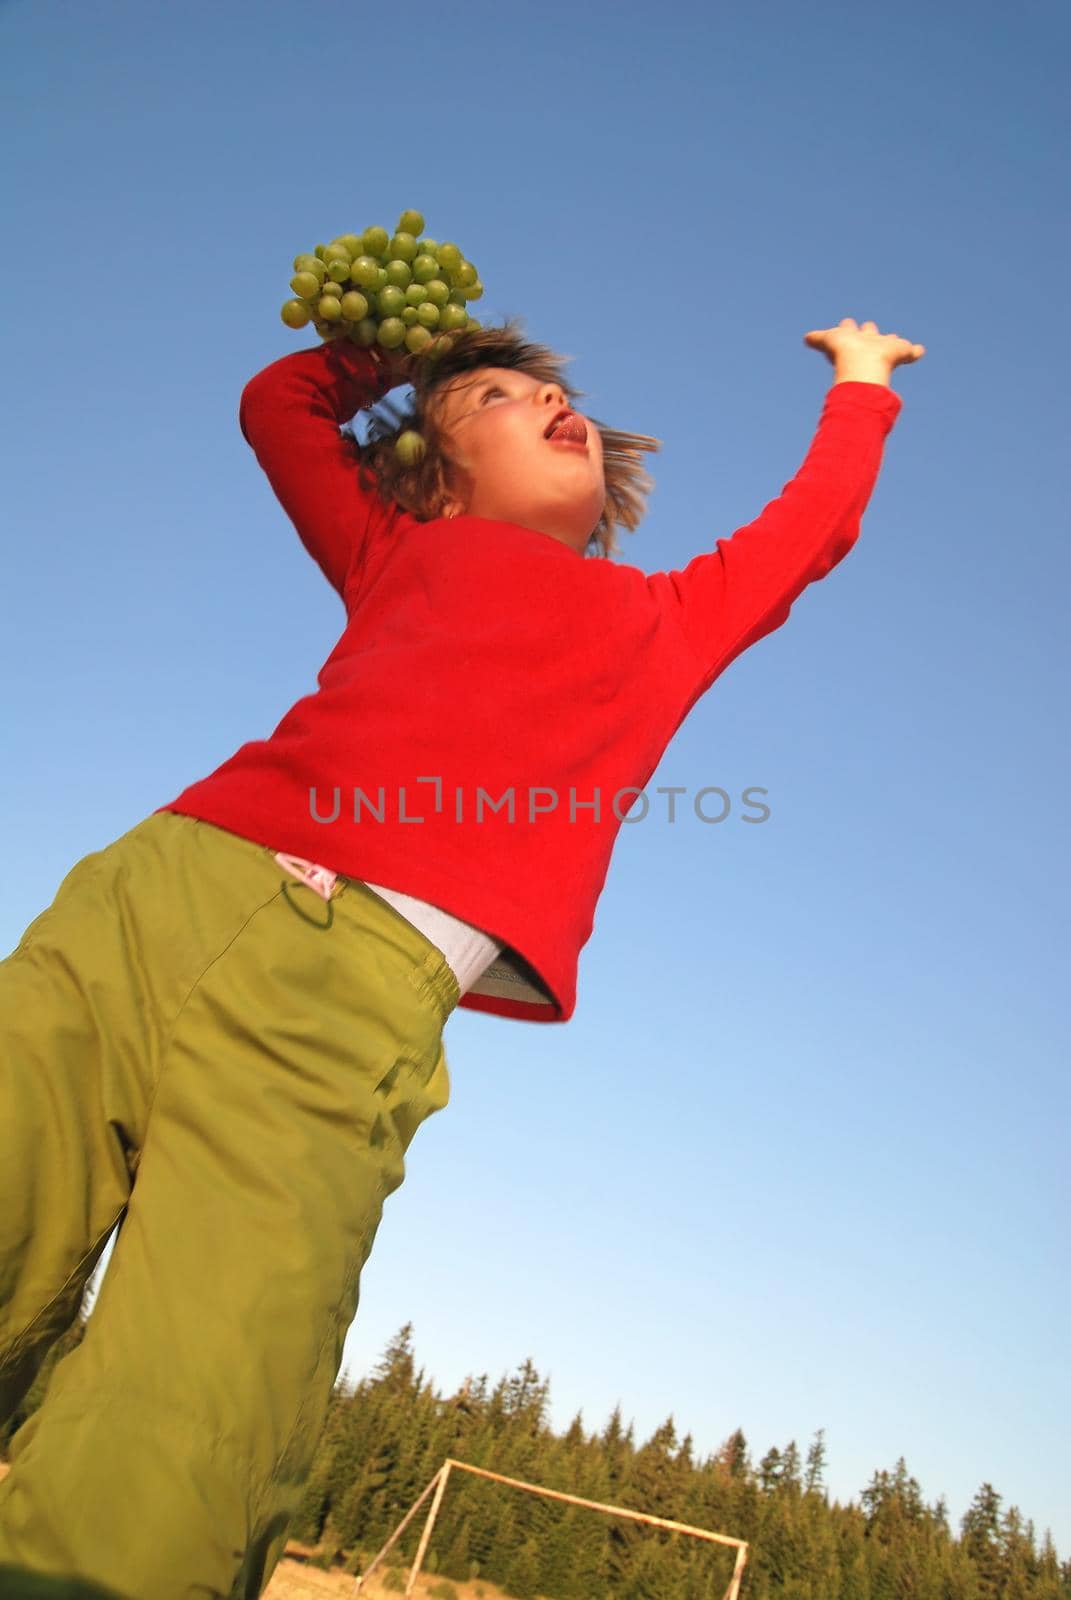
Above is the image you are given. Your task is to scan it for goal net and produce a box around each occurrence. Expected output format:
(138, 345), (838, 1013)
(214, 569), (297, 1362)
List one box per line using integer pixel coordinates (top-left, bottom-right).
(348, 1457), (749, 1600)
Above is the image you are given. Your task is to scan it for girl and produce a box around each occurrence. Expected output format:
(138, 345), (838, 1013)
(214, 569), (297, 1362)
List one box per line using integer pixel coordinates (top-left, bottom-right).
(0, 315), (923, 1599)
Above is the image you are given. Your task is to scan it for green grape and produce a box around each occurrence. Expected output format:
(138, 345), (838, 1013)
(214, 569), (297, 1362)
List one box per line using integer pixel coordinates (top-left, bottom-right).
(404, 325), (433, 355)
(286, 223), (487, 349)
(294, 253), (326, 280)
(385, 258), (412, 289)
(411, 253), (439, 284)
(340, 290), (370, 322)
(377, 317), (407, 350)
(389, 231), (418, 263)
(395, 427), (427, 465)
(376, 284), (406, 318)
(350, 255), (381, 289)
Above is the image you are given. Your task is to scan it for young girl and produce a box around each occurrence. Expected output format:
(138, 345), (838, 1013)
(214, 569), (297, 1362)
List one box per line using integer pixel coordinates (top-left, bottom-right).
(0, 314), (923, 1599)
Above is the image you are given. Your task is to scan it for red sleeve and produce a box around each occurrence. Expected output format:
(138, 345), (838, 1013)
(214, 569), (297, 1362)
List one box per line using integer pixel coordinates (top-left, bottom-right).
(646, 381), (903, 693)
(238, 337), (397, 596)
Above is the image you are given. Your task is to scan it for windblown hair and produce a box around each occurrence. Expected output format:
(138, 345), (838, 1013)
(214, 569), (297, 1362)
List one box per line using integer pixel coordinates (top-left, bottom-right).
(341, 315), (661, 559)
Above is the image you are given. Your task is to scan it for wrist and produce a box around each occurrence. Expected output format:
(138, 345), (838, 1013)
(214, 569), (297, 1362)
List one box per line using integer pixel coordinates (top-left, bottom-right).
(832, 362), (892, 389)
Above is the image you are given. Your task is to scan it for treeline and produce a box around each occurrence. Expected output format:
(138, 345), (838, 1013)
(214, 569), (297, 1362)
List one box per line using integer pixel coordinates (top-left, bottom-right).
(4, 1317), (1067, 1599)
(294, 1325), (1067, 1600)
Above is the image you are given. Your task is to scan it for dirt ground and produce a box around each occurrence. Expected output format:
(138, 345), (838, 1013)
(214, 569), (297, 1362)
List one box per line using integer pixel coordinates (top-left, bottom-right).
(265, 1556), (498, 1599)
(0, 1461), (494, 1600)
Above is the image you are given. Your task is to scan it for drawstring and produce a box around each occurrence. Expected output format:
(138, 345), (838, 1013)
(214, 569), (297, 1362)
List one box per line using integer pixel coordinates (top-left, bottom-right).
(280, 882), (333, 928)
(275, 852), (338, 930)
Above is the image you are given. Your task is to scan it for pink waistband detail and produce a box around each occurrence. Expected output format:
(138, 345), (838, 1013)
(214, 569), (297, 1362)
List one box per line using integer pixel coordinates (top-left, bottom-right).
(273, 852), (338, 902)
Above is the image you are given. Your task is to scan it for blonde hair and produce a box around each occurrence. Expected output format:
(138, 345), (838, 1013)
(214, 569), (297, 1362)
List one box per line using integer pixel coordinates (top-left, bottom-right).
(342, 316), (661, 559)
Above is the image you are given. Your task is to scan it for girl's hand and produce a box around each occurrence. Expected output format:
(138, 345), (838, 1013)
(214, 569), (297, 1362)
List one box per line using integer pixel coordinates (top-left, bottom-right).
(376, 346), (417, 388)
(322, 331), (415, 389)
(803, 318), (926, 375)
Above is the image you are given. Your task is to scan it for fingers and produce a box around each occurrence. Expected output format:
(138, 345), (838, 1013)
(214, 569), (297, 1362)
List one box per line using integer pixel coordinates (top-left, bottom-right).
(803, 321), (926, 359)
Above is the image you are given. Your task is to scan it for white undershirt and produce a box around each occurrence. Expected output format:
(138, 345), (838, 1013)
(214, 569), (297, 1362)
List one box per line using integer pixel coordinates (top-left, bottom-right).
(361, 880), (504, 998)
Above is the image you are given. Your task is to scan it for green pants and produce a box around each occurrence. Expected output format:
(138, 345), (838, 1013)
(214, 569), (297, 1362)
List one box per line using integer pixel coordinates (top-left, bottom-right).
(0, 810), (460, 1598)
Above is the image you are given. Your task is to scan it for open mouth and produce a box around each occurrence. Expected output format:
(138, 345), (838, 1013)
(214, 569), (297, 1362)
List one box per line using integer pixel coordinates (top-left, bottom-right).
(544, 409), (588, 446)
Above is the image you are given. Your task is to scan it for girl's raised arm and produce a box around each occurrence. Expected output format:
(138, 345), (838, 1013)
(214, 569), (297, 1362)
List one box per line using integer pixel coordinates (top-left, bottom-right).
(238, 337), (397, 597)
(648, 319), (920, 696)
(647, 379), (903, 694)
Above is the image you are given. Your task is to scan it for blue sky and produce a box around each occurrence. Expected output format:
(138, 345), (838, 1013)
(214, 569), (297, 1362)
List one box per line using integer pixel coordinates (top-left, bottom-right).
(3, 0), (1068, 1559)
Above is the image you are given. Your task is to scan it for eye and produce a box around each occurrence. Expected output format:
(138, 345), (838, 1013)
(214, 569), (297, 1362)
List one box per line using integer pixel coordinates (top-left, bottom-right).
(480, 385), (504, 403)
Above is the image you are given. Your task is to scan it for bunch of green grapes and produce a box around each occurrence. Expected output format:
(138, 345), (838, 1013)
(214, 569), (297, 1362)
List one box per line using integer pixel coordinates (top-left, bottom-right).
(281, 209), (484, 465)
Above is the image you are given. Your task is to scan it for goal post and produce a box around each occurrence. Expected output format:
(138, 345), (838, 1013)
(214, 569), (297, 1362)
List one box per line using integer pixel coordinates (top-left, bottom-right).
(350, 1455), (750, 1600)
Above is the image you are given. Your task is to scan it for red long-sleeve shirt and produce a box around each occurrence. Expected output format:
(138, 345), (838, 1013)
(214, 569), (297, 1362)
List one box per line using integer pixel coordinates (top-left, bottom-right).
(156, 339), (902, 1023)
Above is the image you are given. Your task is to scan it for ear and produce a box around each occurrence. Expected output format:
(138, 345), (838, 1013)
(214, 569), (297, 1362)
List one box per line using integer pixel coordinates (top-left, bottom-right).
(438, 460), (470, 522)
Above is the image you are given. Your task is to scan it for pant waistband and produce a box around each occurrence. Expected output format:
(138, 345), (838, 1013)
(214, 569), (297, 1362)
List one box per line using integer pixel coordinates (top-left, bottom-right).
(273, 852), (460, 1024)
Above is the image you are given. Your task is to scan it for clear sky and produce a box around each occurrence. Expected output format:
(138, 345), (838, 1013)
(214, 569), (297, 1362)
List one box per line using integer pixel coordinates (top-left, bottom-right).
(3, 0), (1068, 1559)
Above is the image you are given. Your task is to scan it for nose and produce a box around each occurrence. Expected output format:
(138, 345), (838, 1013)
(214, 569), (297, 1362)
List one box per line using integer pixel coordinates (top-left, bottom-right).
(536, 381), (569, 412)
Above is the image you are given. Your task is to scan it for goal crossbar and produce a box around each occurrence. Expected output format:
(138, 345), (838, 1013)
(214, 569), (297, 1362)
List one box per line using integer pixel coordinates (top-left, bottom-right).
(351, 1455), (750, 1599)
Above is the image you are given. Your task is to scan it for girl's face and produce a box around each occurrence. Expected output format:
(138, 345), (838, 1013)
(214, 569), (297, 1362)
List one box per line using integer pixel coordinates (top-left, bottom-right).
(433, 367), (605, 554)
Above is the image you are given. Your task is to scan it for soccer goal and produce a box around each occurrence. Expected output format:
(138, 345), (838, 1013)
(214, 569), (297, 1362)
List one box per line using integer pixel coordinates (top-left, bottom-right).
(349, 1456), (749, 1599)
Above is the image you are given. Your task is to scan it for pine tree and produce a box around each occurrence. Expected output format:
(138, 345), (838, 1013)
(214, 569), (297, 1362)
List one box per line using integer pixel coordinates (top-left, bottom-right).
(713, 1428), (749, 1480)
(504, 1534), (541, 1600)
(1001, 1505), (1038, 1599)
(962, 1482), (1004, 1598)
(758, 1446), (783, 1494)
(600, 1403), (635, 1496)
(538, 1505), (581, 1599)
(440, 1517), (472, 1583)
(563, 1408), (586, 1451)
(373, 1321), (420, 1396)
(779, 1438), (802, 1495)
(804, 1428), (827, 1496)
(622, 1535), (683, 1600)
(503, 1356), (550, 1434)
